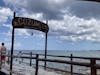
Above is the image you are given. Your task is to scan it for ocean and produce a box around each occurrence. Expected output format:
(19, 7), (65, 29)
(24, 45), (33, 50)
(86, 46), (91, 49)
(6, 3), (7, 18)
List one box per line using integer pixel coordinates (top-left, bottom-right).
(8, 50), (100, 74)
(12, 50), (100, 57)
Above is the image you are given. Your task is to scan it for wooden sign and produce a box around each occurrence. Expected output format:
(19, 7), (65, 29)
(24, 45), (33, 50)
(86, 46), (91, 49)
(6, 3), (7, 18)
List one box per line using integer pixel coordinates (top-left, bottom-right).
(12, 17), (49, 33)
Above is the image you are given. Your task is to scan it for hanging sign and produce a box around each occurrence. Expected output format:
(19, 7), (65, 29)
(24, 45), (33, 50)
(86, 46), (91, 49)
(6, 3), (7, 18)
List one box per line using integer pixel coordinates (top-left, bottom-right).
(12, 17), (49, 33)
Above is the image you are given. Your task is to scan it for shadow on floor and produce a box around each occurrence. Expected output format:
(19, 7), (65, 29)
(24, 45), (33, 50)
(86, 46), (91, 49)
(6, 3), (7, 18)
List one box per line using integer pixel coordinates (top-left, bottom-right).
(0, 71), (7, 75)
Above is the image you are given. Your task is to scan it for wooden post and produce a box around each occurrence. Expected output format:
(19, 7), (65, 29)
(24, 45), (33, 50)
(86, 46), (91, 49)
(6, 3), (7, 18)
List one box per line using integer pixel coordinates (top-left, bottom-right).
(20, 51), (23, 63)
(7, 51), (10, 65)
(44, 20), (48, 70)
(10, 28), (15, 75)
(44, 33), (48, 70)
(10, 12), (15, 75)
(19, 51), (22, 64)
(71, 54), (73, 75)
(30, 52), (32, 66)
(35, 54), (39, 75)
(21, 51), (24, 63)
(90, 59), (96, 75)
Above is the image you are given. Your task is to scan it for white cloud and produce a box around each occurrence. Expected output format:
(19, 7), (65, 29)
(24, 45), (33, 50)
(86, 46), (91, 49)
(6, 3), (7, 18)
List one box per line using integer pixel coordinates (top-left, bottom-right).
(2, 24), (12, 29)
(15, 29), (30, 37)
(2, 0), (100, 43)
(48, 14), (100, 42)
(0, 7), (13, 24)
(9, 8), (100, 42)
(3, 0), (28, 8)
(0, 7), (13, 16)
(17, 9), (44, 21)
(3, 0), (71, 20)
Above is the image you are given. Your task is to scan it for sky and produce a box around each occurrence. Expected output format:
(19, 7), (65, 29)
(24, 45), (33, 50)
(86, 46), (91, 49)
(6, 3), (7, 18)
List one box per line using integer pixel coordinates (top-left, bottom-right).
(0, 0), (100, 50)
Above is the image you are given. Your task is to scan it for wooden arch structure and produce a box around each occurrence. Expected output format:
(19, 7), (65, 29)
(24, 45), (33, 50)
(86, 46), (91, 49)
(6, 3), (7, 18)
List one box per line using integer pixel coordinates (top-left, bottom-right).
(10, 12), (49, 75)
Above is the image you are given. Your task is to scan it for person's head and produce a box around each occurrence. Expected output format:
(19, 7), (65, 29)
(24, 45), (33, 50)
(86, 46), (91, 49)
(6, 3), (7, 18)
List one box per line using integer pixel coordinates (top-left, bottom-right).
(1, 42), (4, 46)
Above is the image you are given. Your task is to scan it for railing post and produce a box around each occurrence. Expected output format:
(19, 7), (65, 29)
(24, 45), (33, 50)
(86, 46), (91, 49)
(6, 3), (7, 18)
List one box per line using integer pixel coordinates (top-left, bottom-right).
(35, 54), (39, 75)
(90, 58), (96, 75)
(71, 54), (73, 75)
(21, 51), (23, 63)
(19, 51), (22, 64)
(30, 52), (32, 66)
(7, 51), (10, 65)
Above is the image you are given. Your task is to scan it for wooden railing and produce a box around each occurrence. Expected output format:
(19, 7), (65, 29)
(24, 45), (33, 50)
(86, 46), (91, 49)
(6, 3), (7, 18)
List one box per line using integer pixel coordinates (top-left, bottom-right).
(6, 51), (100, 75)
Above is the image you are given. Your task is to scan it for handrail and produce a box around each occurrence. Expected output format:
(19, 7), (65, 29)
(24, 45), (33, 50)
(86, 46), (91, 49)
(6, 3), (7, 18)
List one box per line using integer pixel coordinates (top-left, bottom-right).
(6, 55), (100, 68)
(6, 51), (100, 75)
(22, 52), (100, 60)
(38, 58), (90, 67)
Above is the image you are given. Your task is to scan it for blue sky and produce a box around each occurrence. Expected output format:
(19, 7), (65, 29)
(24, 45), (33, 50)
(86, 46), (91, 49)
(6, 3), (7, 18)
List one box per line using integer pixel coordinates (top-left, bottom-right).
(0, 0), (100, 50)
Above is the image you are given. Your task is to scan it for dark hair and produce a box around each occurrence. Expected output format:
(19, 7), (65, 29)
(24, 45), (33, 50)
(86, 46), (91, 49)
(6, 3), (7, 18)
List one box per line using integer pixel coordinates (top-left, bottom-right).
(2, 42), (4, 46)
